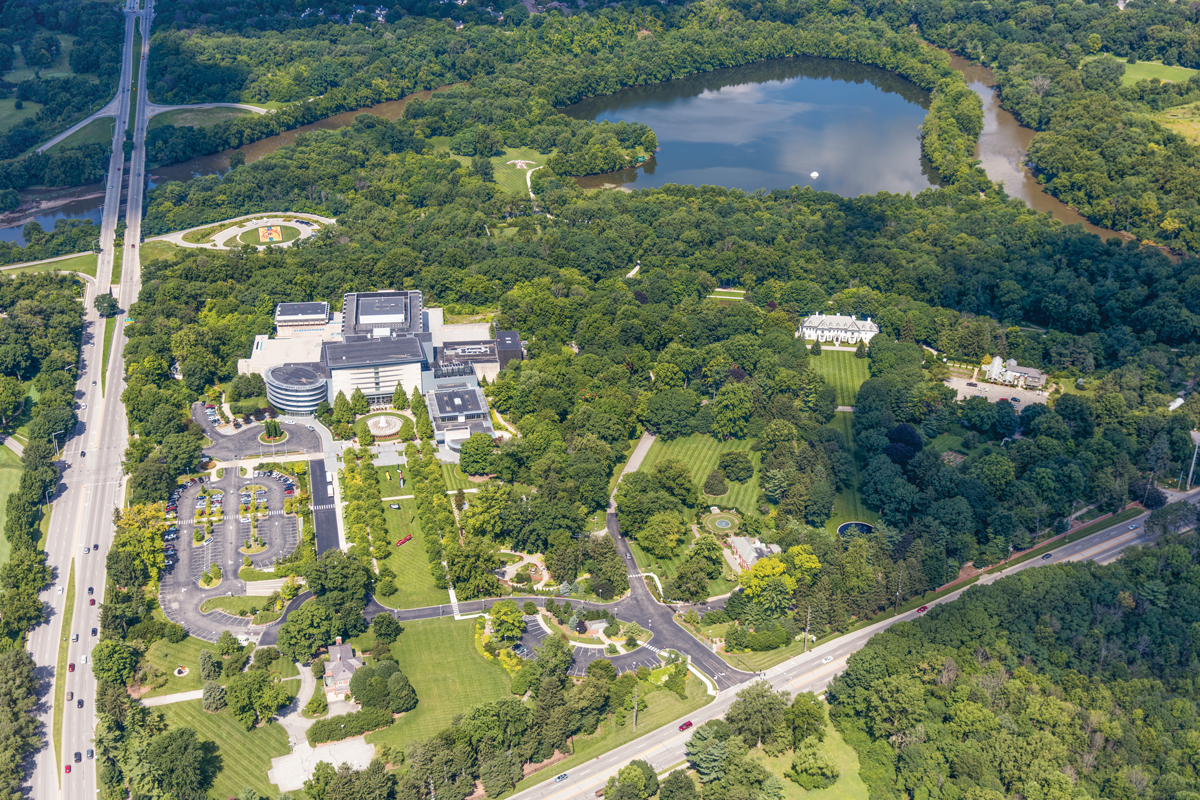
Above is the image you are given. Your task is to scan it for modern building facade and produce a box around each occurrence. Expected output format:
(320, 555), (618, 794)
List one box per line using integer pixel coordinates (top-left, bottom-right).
(238, 290), (524, 425)
(798, 314), (879, 344)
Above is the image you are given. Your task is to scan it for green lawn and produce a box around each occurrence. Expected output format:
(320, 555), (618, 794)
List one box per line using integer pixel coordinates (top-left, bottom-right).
(53, 559), (75, 784)
(638, 434), (762, 516)
(809, 350), (869, 407)
(138, 240), (179, 264)
(376, 464), (412, 495)
(438, 142), (551, 196)
(159, 699), (291, 800)
(510, 677), (713, 793)
(100, 315), (115, 395)
(199, 595), (266, 615)
(750, 715), (867, 800)
(0, 97), (43, 135)
(149, 106), (252, 130)
(824, 412), (878, 535)
(0, 445), (23, 567)
(1092, 56), (1198, 86)
(47, 117), (113, 151)
(630, 537), (739, 599)
(238, 225), (301, 245)
(440, 462), (479, 491)
(362, 617), (510, 751)
(2, 252), (97, 278)
(374, 499), (450, 609)
(142, 635), (254, 698)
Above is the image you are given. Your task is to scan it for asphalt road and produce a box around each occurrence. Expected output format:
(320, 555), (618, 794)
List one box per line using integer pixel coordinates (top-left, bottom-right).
(27, 2), (153, 796)
(501, 492), (1199, 800)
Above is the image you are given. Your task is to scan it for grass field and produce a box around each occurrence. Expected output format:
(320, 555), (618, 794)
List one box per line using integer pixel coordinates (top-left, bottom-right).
(2, 251), (98, 278)
(362, 616), (510, 750)
(630, 538), (738, 598)
(1103, 57), (1198, 86)
(149, 107), (252, 130)
(751, 716), (867, 800)
(100, 315), (115, 394)
(53, 559), (75, 782)
(0, 97), (43, 135)
(200, 595), (266, 615)
(374, 499), (450, 609)
(639, 434), (762, 517)
(159, 699), (291, 800)
(47, 117), (113, 152)
(139, 240), (178, 264)
(509, 677), (712, 793)
(437, 142), (551, 197)
(824, 412), (878, 535)
(0, 446), (23, 567)
(1154, 101), (1200, 145)
(238, 225), (301, 245)
(142, 635), (246, 698)
(809, 350), (869, 407)
(930, 424), (987, 457)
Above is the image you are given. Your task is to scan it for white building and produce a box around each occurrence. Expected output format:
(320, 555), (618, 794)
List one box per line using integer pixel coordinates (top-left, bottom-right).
(798, 314), (879, 344)
(984, 356), (1046, 390)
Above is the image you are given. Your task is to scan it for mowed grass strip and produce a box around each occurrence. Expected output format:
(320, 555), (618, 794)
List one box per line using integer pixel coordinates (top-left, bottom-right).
(362, 616), (510, 751)
(809, 350), (869, 407)
(639, 434), (762, 516)
(824, 412), (878, 535)
(0, 445), (23, 566)
(47, 116), (113, 151)
(159, 699), (291, 800)
(375, 499), (449, 609)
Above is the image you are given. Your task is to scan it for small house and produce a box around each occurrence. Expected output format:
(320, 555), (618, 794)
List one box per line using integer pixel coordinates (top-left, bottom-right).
(729, 536), (781, 572)
(324, 636), (362, 701)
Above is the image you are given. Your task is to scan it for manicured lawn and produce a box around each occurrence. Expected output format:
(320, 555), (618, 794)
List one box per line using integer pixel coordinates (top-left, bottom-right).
(630, 536), (738, 599)
(824, 412), (878, 536)
(441, 462), (479, 491)
(100, 315), (115, 395)
(0, 445), (23, 567)
(638, 434), (762, 517)
(440, 143), (551, 197)
(138, 240), (179, 264)
(199, 595), (266, 615)
(809, 350), (869, 407)
(47, 117), (113, 151)
(0, 97), (42, 134)
(510, 677), (713, 793)
(750, 716), (867, 800)
(159, 699), (291, 800)
(362, 617), (510, 751)
(149, 106), (252, 130)
(53, 559), (75, 781)
(374, 500), (449, 609)
(238, 225), (301, 245)
(143, 636), (219, 697)
(1114, 58), (1197, 86)
(2, 252), (97, 278)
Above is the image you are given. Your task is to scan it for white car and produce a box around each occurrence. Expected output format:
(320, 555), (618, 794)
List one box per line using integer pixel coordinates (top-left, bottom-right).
(821, 655), (833, 664)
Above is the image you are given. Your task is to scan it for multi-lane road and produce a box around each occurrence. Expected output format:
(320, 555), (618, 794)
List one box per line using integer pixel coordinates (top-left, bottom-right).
(28, 0), (152, 796)
(505, 491), (1198, 800)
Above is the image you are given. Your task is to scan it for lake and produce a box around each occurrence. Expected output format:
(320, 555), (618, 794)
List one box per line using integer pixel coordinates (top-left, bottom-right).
(563, 57), (940, 196)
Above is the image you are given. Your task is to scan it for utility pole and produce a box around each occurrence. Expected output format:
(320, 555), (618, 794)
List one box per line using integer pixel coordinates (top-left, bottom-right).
(893, 568), (903, 614)
(803, 606), (811, 653)
(1188, 436), (1200, 491)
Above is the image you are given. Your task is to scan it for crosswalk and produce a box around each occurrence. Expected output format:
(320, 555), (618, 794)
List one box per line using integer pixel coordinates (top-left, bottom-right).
(311, 503), (336, 511)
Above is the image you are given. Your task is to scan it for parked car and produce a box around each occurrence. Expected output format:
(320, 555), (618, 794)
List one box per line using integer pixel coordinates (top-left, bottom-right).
(966, 381), (977, 387)
(1011, 397), (1020, 403)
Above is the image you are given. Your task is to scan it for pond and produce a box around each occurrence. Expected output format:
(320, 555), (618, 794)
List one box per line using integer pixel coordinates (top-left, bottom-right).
(563, 56), (939, 196)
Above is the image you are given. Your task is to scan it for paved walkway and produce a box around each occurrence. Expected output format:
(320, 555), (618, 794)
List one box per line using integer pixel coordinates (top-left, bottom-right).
(148, 213), (337, 250)
(142, 688), (203, 706)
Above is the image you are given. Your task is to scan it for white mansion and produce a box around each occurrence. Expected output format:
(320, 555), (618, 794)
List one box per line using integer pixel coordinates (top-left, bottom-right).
(798, 314), (880, 344)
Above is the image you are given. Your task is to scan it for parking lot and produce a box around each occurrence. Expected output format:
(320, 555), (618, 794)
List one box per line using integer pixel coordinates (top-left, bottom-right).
(946, 376), (1049, 407)
(516, 615), (665, 677)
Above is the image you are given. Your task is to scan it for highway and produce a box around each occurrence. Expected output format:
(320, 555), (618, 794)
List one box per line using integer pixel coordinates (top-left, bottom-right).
(27, 0), (152, 796)
(507, 492), (1198, 800)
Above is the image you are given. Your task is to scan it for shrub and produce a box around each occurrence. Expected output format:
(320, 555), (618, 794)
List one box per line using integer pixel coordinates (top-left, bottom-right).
(202, 681), (226, 712)
(522, 601), (537, 615)
(223, 647), (251, 677)
(311, 655), (329, 679)
(703, 470), (727, 496)
(307, 708), (394, 745)
(304, 690), (328, 717)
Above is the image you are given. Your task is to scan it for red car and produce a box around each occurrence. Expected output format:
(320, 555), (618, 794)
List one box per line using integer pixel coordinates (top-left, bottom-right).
(917, 606), (929, 613)
(678, 721), (693, 732)
(64, 765), (70, 774)
(395, 535), (413, 547)
(68, 663), (74, 672)
(89, 599), (95, 606)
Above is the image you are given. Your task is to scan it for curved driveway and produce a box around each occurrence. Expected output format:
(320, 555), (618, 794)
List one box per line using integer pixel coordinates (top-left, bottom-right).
(150, 213), (336, 250)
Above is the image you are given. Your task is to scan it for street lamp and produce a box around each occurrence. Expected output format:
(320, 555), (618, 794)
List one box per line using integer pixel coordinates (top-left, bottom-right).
(50, 430), (65, 458)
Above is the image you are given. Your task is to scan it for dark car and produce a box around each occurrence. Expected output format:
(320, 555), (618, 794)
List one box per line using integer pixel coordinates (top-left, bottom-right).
(678, 721), (693, 731)
(90, 628), (97, 636)
(86, 749), (93, 760)
(76, 699), (83, 708)
(93, 543), (99, 551)
(73, 752), (81, 763)
(1041, 553), (1053, 560)
(87, 587), (93, 595)
(1011, 397), (1021, 403)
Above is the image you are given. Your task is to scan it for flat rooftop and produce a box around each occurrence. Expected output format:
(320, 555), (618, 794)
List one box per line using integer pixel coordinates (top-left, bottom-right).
(496, 330), (521, 349)
(324, 337), (425, 369)
(432, 387), (485, 417)
(344, 291), (423, 338)
(439, 340), (498, 364)
(266, 363), (327, 385)
(276, 301), (329, 319)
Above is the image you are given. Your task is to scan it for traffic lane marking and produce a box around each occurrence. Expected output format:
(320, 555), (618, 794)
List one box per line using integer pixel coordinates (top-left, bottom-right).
(1064, 528), (1143, 562)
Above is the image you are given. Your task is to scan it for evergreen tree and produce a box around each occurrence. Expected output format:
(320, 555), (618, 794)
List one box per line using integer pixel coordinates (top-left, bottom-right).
(388, 670), (418, 713)
(855, 340), (867, 358)
(333, 391), (353, 424)
(810, 340), (822, 355)
(350, 387), (370, 416)
(392, 382), (408, 410)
